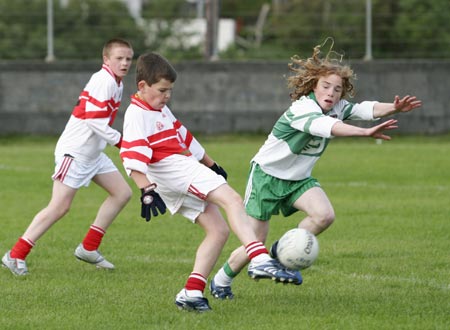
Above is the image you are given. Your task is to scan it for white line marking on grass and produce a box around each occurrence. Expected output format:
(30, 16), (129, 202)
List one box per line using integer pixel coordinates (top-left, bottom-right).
(0, 164), (50, 173)
(348, 272), (450, 291)
(315, 267), (450, 291)
(325, 181), (449, 191)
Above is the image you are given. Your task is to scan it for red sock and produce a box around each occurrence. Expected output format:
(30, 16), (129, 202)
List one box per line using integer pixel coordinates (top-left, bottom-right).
(82, 225), (105, 251)
(185, 273), (207, 292)
(245, 241), (269, 260)
(10, 237), (35, 260)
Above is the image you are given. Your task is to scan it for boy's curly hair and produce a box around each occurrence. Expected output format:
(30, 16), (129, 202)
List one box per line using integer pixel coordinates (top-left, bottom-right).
(287, 38), (356, 101)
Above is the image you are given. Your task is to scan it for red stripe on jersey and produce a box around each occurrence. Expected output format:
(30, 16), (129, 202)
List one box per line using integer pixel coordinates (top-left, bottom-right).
(72, 91), (119, 121)
(147, 128), (179, 144)
(173, 120), (194, 148)
(173, 120), (182, 129)
(120, 150), (151, 164)
(121, 138), (150, 149)
(188, 184), (207, 200)
(184, 130), (194, 148)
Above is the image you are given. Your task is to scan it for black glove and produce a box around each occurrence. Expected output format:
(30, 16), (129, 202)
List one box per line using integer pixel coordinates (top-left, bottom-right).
(209, 162), (228, 180)
(140, 184), (166, 222)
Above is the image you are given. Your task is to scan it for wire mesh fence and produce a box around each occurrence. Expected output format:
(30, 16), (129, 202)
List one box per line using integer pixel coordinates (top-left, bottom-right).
(0, 0), (449, 61)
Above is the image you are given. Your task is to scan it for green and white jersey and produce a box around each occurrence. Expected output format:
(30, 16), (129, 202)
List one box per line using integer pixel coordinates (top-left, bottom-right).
(252, 93), (378, 180)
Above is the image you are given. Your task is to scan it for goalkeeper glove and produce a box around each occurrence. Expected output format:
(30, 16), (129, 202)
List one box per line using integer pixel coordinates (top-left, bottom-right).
(140, 184), (166, 222)
(209, 163), (228, 180)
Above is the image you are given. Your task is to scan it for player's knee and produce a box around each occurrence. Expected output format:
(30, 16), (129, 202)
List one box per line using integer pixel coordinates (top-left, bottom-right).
(122, 186), (133, 203)
(209, 221), (230, 243)
(52, 204), (71, 219)
(316, 209), (335, 229)
(116, 185), (133, 205)
(218, 224), (230, 241)
(225, 189), (244, 208)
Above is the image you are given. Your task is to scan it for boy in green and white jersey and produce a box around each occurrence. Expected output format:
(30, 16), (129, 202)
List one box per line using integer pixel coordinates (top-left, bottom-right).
(209, 38), (422, 300)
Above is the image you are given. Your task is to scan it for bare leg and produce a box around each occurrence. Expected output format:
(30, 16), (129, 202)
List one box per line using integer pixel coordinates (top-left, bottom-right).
(22, 180), (77, 242)
(292, 186), (335, 235)
(226, 216), (270, 273)
(191, 203), (230, 277)
(206, 184), (258, 246)
(91, 171), (132, 230)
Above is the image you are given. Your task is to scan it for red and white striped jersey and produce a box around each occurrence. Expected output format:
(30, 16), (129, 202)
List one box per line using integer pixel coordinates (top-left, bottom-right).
(120, 94), (205, 176)
(54, 65), (123, 162)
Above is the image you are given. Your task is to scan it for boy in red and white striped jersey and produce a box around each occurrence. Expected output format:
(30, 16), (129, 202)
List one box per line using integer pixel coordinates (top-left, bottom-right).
(2, 38), (134, 276)
(120, 52), (302, 312)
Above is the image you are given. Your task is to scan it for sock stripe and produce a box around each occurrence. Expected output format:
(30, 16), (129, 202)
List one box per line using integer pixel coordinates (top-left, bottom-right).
(223, 261), (239, 277)
(189, 272), (207, 284)
(22, 237), (36, 247)
(90, 225), (105, 235)
(185, 272), (207, 292)
(245, 241), (268, 259)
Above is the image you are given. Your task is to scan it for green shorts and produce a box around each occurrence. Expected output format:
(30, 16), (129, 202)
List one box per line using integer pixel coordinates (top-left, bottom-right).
(244, 163), (321, 221)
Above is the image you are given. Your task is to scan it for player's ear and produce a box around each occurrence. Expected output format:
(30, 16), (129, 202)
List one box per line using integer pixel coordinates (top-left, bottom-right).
(137, 80), (147, 91)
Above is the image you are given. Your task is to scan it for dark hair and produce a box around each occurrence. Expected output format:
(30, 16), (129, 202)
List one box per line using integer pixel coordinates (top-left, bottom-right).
(135, 52), (177, 86)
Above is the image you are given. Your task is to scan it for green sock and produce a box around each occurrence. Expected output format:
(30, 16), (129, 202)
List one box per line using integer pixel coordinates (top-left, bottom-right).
(223, 261), (240, 278)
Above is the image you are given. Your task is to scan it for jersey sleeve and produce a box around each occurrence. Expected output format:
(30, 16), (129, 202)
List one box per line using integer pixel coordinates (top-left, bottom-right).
(288, 98), (341, 138)
(120, 106), (153, 175)
(341, 100), (378, 121)
(166, 109), (205, 161)
(74, 73), (122, 146)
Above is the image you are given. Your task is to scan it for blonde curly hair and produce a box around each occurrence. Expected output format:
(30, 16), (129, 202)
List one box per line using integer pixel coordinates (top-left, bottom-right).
(287, 38), (356, 101)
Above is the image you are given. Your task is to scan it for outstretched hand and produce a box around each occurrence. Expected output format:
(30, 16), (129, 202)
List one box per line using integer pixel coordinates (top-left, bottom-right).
(393, 95), (422, 113)
(368, 119), (398, 141)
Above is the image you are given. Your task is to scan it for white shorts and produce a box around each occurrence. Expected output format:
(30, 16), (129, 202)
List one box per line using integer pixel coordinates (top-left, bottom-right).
(52, 153), (118, 189)
(148, 155), (226, 222)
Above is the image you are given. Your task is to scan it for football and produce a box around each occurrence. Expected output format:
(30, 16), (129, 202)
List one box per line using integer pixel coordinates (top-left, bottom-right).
(275, 228), (319, 270)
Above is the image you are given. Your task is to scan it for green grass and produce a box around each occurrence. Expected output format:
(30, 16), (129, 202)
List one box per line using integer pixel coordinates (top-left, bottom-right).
(0, 134), (449, 330)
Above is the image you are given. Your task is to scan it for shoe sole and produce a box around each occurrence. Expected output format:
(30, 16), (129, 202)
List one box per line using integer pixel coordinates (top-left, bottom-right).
(75, 257), (115, 270)
(175, 301), (211, 313)
(211, 292), (234, 300)
(2, 262), (28, 276)
(249, 273), (300, 284)
(209, 282), (234, 300)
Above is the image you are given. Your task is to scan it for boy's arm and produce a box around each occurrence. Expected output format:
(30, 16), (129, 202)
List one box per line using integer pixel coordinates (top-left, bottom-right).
(200, 153), (215, 167)
(200, 153), (228, 179)
(373, 95), (422, 118)
(130, 170), (153, 189)
(331, 119), (398, 140)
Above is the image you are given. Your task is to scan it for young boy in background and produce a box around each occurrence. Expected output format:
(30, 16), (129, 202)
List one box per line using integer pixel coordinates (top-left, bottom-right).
(2, 38), (134, 275)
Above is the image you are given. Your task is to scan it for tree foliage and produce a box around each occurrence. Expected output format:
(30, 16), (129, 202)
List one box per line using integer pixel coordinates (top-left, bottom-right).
(220, 0), (450, 60)
(0, 0), (448, 60)
(0, 0), (146, 60)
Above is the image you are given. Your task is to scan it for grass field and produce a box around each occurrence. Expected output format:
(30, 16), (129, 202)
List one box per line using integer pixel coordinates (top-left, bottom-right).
(0, 134), (449, 330)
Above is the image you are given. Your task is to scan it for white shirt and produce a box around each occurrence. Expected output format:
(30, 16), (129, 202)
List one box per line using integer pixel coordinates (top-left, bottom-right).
(54, 65), (122, 162)
(252, 93), (378, 180)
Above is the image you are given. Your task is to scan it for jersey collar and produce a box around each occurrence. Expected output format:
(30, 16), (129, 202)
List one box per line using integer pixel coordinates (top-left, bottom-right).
(131, 93), (162, 112)
(102, 64), (122, 85)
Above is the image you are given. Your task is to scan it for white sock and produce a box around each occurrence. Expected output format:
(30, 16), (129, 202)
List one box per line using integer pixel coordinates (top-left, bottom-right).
(213, 268), (233, 287)
(185, 289), (203, 298)
(251, 253), (271, 264)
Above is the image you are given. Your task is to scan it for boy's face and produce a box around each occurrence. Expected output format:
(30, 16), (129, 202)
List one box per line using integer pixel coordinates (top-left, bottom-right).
(138, 78), (174, 110)
(313, 74), (343, 112)
(103, 45), (134, 79)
